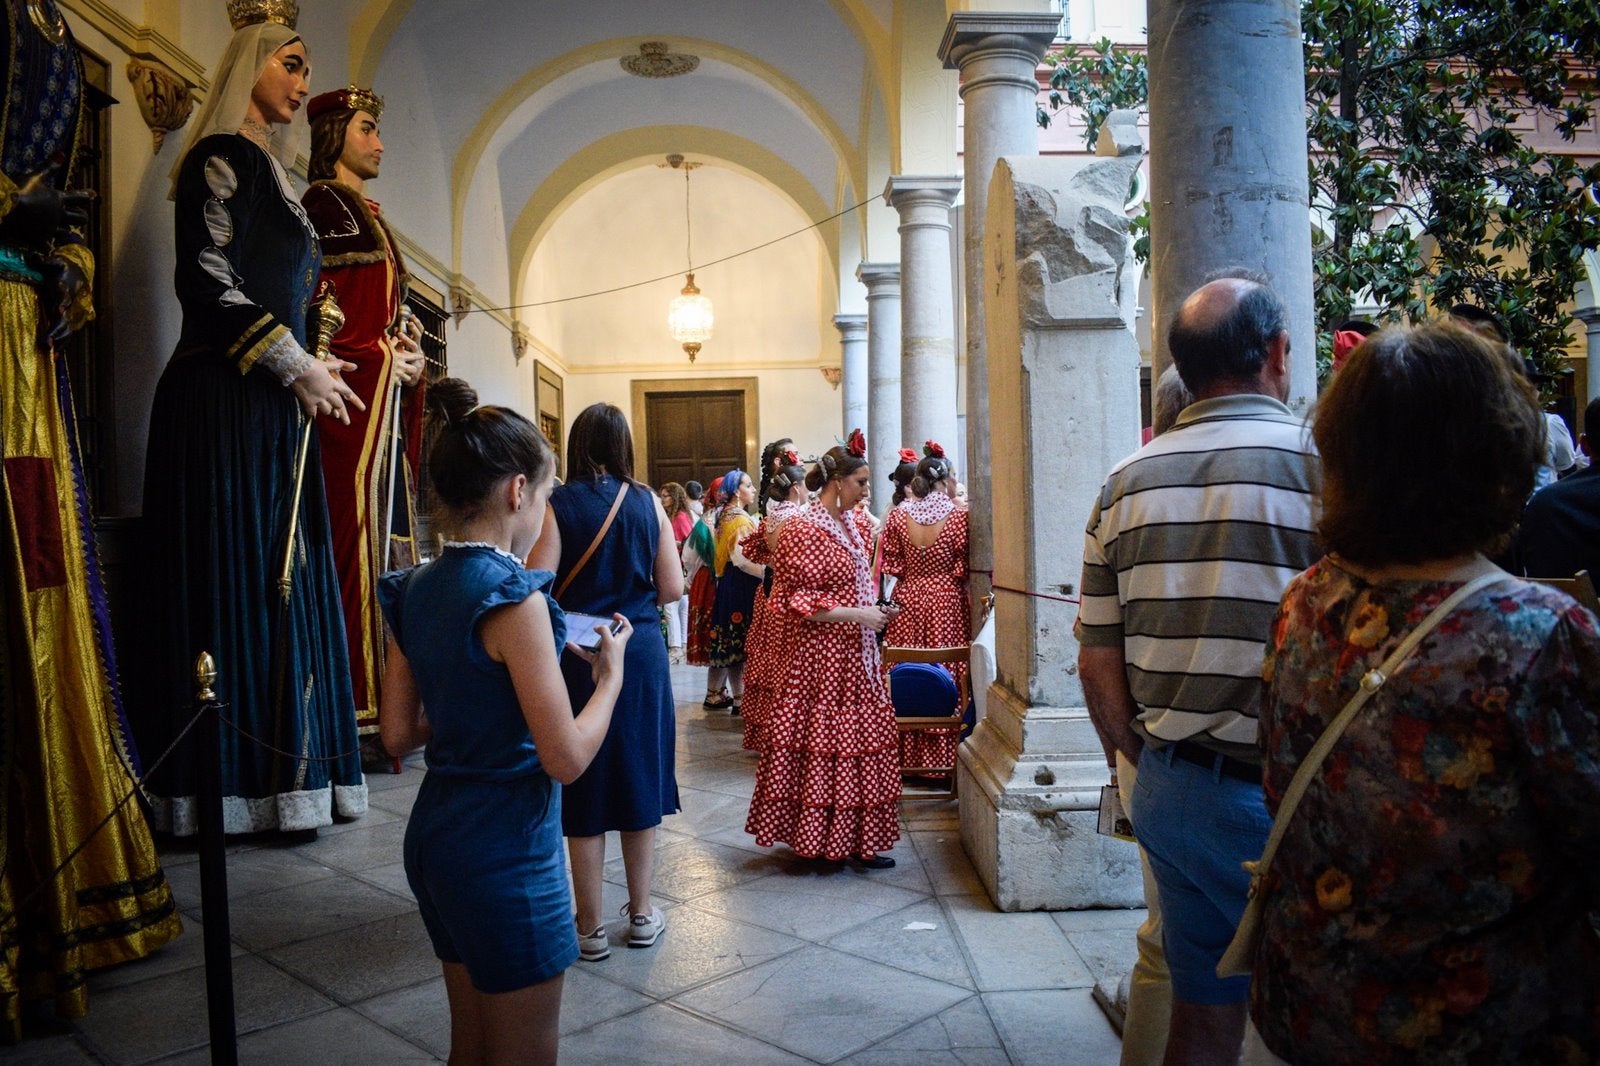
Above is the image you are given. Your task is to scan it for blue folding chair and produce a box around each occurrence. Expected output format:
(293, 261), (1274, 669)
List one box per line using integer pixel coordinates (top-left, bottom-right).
(885, 645), (973, 801)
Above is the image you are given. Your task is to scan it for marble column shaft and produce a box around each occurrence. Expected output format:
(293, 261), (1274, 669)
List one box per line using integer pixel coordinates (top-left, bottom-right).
(939, 12), (1063, 618)
(834, 313), (869, 442)
(885, 176), (962, 458)
(1146, 0), (1317, 409)
(857, 262), (903, 513)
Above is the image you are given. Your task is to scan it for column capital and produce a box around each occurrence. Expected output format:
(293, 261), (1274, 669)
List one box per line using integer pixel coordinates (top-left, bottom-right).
(856, 260), (902, 293)
(884, 175), (963, 212)
(1576, 304), (1600, 329)
(939, 12), (1061, 72)
(832, 313), (868, 339)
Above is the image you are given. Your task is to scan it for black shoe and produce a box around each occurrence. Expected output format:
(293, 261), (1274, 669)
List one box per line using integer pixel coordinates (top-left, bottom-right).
(854, 854), (895, 869)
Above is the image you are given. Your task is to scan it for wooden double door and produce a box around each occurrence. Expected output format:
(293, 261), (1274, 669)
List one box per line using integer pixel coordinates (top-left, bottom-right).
(644, 389), (746, 490)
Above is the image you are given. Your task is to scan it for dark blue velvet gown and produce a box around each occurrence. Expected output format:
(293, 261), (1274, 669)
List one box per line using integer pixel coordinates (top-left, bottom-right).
(137, 133), (365, 835)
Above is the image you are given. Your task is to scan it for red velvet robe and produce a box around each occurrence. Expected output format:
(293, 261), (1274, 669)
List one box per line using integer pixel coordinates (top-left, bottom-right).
(302, 180), (424, 732)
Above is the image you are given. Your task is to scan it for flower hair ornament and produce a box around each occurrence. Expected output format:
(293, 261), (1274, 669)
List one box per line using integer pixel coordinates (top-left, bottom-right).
(845, 428), (867, 459)
(923, 440), (946, 459)
(897, 447), (918, 465)
(783, 447), (801, 467)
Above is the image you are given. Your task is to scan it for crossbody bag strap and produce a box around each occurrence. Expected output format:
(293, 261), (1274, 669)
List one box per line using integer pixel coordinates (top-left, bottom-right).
(1249, 570), (1506, 885)
(554, 482), (629, 600)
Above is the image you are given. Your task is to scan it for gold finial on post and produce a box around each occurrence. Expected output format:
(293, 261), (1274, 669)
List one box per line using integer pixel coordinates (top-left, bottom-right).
(194, 651), (217, 702)
(309, 282), (345, 363)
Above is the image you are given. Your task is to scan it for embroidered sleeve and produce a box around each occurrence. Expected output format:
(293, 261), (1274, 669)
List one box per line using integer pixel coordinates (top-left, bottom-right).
(175, 145), (312, 381)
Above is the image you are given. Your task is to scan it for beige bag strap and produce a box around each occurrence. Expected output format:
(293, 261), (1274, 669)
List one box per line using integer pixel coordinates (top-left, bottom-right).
(554, 482), (628, 600)
(1248, 571), (1505, 888)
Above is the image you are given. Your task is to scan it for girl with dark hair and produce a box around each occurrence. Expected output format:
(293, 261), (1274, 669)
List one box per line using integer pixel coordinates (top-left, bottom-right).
(707, 469), (762, 710)
(755, 437), (795, 517)
(379, 378), (631, 1064)
(880, 441), (969, 777)
(659, 482), (694, 663)
(527, 402), (683, 964)
(683, 501), (718, 671)
(737, 447), (809, 751)
(745, 431), (901, 867)
(888, 447), (919, 508)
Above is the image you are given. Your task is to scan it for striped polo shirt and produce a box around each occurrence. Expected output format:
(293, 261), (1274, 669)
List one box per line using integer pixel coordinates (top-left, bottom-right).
(1077, 393), (1320, 760)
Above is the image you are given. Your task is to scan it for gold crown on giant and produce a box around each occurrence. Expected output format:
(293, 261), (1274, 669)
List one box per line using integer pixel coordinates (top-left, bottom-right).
(227, 0), (299, 30)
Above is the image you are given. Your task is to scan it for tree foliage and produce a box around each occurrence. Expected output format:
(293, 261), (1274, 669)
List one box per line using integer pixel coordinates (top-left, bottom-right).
(1039, 3), (1600, 377)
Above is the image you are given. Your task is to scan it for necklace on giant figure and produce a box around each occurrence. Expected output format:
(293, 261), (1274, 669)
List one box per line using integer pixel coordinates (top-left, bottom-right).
(239, 118), (274, 150)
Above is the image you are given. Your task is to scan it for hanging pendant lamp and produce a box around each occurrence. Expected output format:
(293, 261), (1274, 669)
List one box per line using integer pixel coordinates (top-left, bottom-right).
(665, 154), (713, 362)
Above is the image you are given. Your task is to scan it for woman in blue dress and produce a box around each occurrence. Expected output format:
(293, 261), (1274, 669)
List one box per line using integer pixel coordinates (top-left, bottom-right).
(138, 10), (367, 836)
(380, 378), (630, 1065)
(528, 402), (683, 962)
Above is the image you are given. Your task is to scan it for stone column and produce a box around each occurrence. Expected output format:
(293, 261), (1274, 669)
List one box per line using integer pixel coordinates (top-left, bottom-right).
(834, 313), (869, 441)
(857, 261), (902, 513)
(958, 113), (1147, 911)
(1146, 0), (1317, 410)
(885, 176), (962, 455)
(1578, 307), (1600, 416)
(940, 12), (1063, 617)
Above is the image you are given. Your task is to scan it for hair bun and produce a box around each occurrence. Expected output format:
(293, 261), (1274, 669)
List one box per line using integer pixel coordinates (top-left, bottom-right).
(426, 377), (478, 427)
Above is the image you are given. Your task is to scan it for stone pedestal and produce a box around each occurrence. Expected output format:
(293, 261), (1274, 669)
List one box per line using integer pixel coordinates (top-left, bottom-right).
(885, 176), (963, 455)
(834, 313), (869, 441)
(958, 113), (1147, 911)
(857, 261), (903, 510)
(1147, 0), (1317, 409)
(940, 12), (1063, 616)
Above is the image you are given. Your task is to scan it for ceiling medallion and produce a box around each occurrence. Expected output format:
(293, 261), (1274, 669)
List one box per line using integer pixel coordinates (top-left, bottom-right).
(621, 41), (699, 79)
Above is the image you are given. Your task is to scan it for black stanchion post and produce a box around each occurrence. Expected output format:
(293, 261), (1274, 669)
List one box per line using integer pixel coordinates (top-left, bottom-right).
(193, 652), (238, 1065)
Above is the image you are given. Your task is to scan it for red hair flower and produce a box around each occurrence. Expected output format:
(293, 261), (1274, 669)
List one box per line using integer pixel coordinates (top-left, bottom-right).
(846, 428), (867, 458)
(898, 447), (918, 465)
(783, 447), (801, 466)
(923, 440), (946, 459)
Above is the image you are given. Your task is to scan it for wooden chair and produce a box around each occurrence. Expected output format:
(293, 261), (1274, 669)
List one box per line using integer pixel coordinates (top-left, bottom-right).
(883, 645), (971, 802)
(1528, 569), (1600, 614)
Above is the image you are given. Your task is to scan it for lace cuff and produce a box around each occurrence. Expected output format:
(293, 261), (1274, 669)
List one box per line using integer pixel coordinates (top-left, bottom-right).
(257, 332), (315, 385)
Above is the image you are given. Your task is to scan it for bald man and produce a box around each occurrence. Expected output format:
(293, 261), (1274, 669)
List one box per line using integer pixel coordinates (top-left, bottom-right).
(1078, 275), (1321, 1063)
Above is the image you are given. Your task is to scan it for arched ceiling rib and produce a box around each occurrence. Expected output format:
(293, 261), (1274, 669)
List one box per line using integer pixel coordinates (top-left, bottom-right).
(507, 126), (837, 311)
(451, 40), (860, 274)
(347, 0), (895, 277)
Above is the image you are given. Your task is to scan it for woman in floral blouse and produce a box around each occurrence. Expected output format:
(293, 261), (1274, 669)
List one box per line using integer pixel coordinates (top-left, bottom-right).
(1247, 322), (1600, 1064)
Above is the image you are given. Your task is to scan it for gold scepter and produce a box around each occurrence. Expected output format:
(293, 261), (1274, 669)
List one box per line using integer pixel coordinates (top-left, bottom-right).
(269, 282), (344, 799)
(278, 282), (344, 601)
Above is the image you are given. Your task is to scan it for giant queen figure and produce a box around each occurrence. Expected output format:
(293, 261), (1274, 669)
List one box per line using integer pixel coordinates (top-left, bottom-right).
(301, 86), (425, 741)
(0, 0), (180, 1037)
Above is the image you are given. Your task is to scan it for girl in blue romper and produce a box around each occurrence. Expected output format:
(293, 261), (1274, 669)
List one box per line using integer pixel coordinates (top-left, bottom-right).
(378, 378), (631, 1066)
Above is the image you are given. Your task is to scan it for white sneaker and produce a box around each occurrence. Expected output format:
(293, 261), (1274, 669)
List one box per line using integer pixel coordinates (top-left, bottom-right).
(622, 903), (665, 948)
(578, 923), (610, 961)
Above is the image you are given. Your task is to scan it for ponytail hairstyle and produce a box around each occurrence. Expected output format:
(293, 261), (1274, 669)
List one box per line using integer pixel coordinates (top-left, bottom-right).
(909, 440), (953, 499)
(756, 437), (795, 516)
(425, 377), (553, 523)
(765, 445), (806, 504)
(806, 430), (869, 493)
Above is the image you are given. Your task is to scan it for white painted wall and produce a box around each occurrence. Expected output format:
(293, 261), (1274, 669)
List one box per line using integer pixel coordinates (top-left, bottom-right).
(522, 164), (834, 369)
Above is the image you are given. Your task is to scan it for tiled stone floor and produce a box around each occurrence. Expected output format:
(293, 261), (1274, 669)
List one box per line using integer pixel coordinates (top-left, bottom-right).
(17, 665), (1141, 1064)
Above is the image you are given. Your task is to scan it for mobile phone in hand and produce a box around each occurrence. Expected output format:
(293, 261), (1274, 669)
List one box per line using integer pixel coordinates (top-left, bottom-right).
(566, 612), (624, 651)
